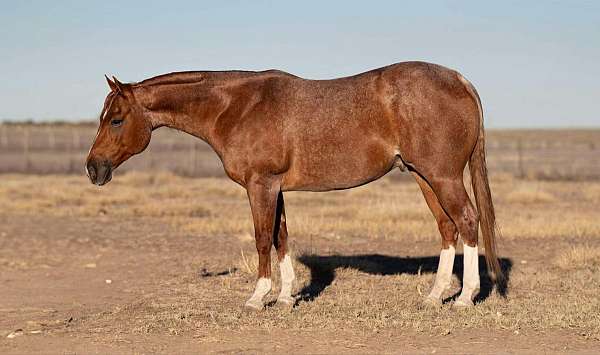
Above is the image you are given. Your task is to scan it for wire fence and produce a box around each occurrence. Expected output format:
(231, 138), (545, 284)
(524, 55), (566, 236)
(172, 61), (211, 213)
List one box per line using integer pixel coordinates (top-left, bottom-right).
(1, 124), (599, 180)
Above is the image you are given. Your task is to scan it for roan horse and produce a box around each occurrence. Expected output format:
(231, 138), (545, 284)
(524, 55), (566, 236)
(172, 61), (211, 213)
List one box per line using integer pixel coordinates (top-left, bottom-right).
(86, 61), (502, 310)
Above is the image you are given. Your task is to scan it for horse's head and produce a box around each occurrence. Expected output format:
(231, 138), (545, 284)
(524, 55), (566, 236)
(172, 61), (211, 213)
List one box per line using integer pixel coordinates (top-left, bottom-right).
(86, 76), (152, 185)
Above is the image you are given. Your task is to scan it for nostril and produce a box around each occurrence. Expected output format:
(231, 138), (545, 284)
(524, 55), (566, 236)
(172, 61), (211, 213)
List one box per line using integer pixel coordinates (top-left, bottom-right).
(87, 163), (97, 181)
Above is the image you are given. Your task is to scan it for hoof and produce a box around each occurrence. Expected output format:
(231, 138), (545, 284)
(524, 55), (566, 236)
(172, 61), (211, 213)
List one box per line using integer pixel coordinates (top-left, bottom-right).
(423, 296), (442, 308)
(244, 299), (264, 312)
(453, 298), (474, 308)
(275, 296), (295, 309)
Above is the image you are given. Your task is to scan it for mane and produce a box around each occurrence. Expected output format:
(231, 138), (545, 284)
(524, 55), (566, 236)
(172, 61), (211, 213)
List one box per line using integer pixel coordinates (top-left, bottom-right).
(133, 70), (286, 88)
(134, 71), (207, 87)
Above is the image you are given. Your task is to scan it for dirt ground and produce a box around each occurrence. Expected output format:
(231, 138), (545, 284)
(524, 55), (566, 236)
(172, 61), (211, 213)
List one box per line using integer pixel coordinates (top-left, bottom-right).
(1, 171), (599, 354)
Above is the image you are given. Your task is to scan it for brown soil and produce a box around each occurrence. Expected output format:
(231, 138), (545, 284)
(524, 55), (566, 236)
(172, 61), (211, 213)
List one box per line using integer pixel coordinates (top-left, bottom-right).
(1, 209), (599, 354)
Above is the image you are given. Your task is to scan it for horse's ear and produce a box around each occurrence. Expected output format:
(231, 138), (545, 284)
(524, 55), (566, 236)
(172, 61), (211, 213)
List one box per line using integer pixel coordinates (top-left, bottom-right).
(105, 74), (119, 92)
(112, 76), (125, 93)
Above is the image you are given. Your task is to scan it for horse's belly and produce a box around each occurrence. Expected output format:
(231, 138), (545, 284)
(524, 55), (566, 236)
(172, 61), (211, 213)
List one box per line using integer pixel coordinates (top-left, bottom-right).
(281, 141), (398, 191)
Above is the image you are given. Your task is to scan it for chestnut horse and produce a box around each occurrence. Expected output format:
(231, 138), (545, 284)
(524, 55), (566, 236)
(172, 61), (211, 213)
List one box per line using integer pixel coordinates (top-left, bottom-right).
(86, 61), (502, 310)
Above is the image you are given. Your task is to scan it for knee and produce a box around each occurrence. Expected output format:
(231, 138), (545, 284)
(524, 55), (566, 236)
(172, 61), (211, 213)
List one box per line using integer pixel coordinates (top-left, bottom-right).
(438, 219), (458, 241)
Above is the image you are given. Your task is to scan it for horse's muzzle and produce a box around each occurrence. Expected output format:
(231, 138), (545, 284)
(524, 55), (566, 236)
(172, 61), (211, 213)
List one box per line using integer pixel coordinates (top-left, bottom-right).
(86, 159), (113, 186)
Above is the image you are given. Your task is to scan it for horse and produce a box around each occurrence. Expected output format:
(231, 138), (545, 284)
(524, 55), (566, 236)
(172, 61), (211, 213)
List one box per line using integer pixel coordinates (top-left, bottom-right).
(86, 61), (503, 310)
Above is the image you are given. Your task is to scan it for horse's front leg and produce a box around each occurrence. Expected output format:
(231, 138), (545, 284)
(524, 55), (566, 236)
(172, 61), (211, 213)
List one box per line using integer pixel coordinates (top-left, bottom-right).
(244, 176), (280, 310)
(273, 192), (295, 307)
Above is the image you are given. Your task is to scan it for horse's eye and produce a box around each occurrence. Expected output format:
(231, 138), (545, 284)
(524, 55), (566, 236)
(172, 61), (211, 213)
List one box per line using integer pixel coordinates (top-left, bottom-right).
(111, 118), (123, 127)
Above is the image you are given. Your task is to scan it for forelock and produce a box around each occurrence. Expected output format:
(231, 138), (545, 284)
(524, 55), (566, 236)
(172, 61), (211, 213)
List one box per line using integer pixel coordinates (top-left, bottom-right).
(99, 92), (118, 122)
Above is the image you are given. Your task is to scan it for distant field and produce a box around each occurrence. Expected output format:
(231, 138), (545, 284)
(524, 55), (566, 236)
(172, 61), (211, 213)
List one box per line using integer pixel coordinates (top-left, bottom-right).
(1, 123), (600, 180)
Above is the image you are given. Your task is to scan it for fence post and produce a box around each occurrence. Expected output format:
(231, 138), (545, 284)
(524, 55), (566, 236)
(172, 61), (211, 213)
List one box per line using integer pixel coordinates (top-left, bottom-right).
(517, 138), (524, 179)
(190, 140), (198, 176)
(0, 124), (7, 150)
(146, 149), (153, 171)
(47, 126), (56, 150)
(68, 128), (78, 174)
(72, 128), (80, 151)
(23, 126), (31, 172)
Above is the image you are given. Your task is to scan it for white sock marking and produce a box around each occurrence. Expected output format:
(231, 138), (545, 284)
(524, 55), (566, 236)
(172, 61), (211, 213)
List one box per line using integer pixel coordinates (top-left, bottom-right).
(456, 244), (481, 305)
(428, 245), (456, 300)
(278, 254), (295, 303)
(245, 277), (271, 308)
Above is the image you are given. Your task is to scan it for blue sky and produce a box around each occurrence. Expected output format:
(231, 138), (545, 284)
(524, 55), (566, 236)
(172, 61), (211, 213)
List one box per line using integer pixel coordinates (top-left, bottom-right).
(1, 1), (599, 127)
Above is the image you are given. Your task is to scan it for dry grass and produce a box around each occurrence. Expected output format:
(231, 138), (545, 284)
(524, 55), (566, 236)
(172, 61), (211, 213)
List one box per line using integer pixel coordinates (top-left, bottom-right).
(2, 172), (599, 242)
(85, 250), (600, 340)
(504, 183), (558, 204)
(1, 172), (600, 342)
(556, 246), (600, 270)
(239, 249), (259, 275)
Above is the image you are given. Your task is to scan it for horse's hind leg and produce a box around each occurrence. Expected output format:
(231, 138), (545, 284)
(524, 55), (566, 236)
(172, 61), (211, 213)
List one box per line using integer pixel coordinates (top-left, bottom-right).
(412, 172), (458, 306)
(273, 192), (295, 306)
(426, 175), (481, 307)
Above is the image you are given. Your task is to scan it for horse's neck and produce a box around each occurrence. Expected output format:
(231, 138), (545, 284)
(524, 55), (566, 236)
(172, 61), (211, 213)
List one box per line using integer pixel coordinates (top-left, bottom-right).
(139, 78), (246, 155)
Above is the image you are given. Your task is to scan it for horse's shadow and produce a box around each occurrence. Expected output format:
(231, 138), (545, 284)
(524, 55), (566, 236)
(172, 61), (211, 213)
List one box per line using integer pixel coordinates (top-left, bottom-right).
(295, 253), (512, 305)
